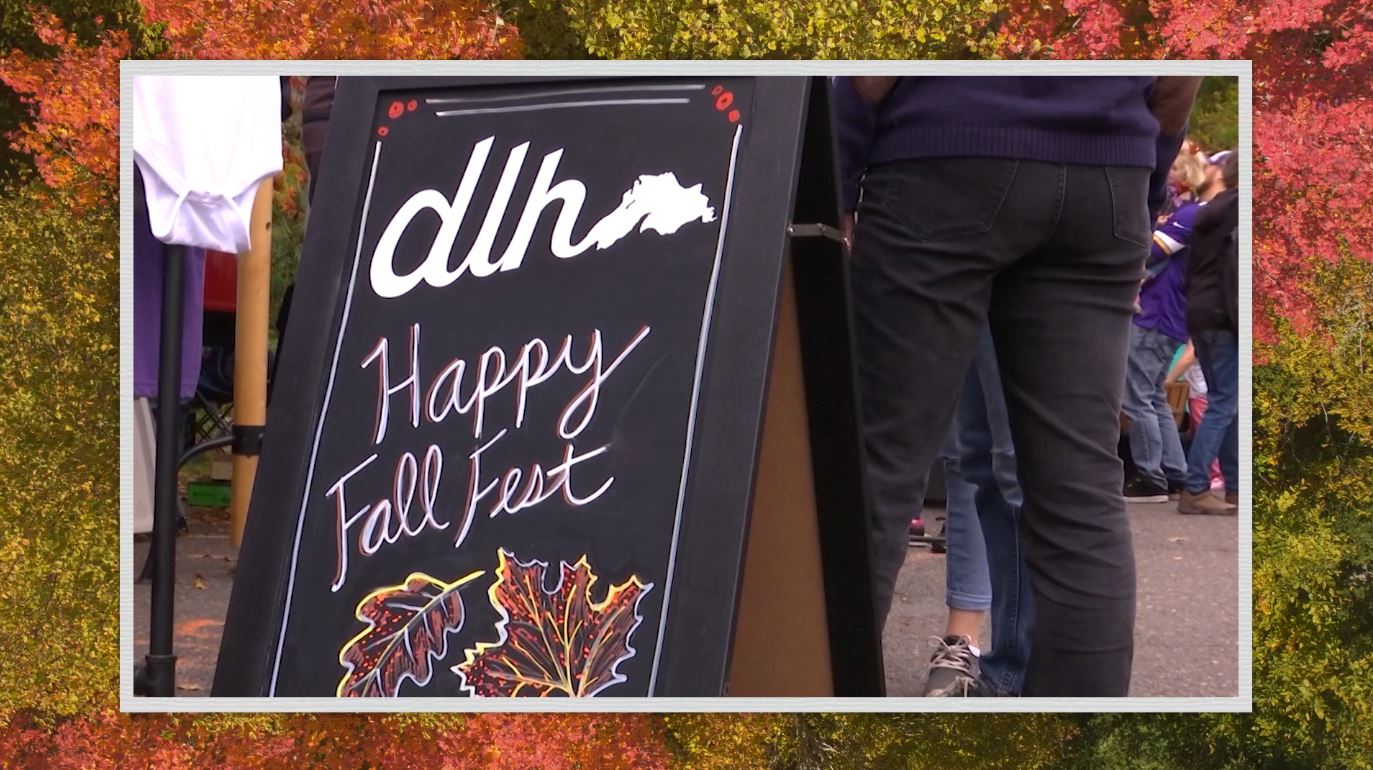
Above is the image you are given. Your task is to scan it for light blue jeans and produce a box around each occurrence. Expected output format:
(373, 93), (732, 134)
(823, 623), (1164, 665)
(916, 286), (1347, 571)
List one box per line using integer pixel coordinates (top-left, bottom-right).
(1122, 324), (1187, 489)
(940, 328), (1034, 696)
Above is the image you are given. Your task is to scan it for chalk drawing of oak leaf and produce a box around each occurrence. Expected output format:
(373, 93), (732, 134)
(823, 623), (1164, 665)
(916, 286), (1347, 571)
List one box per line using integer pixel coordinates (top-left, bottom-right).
(336, 570), (484, 697)
(455, 550), (652, 697)
(584, 172), (716, 250)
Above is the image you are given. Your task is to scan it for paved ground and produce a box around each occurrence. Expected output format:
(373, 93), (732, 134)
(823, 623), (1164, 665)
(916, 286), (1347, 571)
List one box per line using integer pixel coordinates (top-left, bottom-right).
(884, 500), (1239, 697)
(134, 498), (1238, 698)
(132, 506), (238, 695)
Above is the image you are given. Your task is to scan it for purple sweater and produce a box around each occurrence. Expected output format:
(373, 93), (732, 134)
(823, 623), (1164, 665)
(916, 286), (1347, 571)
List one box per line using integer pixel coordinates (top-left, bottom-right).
(835, 76), (1177, 216)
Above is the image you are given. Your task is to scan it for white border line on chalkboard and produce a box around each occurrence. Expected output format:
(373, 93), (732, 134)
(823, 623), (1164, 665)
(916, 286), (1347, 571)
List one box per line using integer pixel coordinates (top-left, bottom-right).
(120, 59), (1252, 713)
(648, 122), (746, 695)
(426, 84), (706, 104)
(270, 140), (385, 695)
(434, 98), (691, 117)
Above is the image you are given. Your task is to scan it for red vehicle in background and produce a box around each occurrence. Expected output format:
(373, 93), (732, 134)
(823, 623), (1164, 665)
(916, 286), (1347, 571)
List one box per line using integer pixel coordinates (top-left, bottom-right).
(203, 250), (237, 316)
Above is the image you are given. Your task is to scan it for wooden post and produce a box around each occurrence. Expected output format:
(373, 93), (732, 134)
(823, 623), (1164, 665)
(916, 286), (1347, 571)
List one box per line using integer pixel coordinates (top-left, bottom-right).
(230, 178), (274, 548)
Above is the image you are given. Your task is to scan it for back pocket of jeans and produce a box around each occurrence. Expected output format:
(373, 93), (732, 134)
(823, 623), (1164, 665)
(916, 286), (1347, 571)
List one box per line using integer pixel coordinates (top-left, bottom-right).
(867, 157), (1019, 243)
(1105, 166), (1151, 249)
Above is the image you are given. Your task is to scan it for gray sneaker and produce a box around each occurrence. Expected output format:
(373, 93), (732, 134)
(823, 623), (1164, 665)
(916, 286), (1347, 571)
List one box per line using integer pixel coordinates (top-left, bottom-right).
(921, 635), (981, 697)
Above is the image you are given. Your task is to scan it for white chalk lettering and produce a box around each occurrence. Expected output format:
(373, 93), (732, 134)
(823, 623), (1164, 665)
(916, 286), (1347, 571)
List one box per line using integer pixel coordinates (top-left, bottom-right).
(328, 453), (378, 593)
(455, 429), (507, 550)
(369, 137), (495, 299)
(368, 135), (716, 300)
(329, 446), (446, 593)
(360, 324), (422, 445)
(364, 326), (650, 443)
(559, 326), (651, 439)
(488, 442), (615, 518)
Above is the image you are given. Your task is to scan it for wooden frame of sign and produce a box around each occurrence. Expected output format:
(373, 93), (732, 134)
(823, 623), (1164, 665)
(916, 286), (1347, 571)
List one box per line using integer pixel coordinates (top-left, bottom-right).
(214, 75), (883, 699)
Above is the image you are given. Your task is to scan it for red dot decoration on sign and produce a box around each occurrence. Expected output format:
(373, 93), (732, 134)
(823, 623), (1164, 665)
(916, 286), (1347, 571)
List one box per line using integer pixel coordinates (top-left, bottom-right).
(388, 101), (404, 119)
(708, 85), (742, 124)
(407, 99), (418, 112)
(377, 126), (390, 137)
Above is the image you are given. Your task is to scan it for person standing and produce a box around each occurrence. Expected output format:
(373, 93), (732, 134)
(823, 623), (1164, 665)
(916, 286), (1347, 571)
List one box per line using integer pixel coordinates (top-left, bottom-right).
(272, 75), (337, 403)
(1178, 151), (1240, 514)
(837, 75), (1199, 696)
(924, 327), (1034, 697)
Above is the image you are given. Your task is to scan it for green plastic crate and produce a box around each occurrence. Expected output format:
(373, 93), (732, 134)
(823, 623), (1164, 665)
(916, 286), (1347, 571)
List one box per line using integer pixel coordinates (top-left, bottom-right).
(186, 481), (231, 508)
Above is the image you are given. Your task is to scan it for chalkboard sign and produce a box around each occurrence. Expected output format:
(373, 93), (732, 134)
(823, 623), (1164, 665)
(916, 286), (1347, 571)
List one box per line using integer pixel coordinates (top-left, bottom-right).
(215, 75), (881, 698)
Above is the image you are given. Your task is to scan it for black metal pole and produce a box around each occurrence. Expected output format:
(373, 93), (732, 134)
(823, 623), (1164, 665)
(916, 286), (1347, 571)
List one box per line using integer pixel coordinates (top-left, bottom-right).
(146, 243), (185, 697)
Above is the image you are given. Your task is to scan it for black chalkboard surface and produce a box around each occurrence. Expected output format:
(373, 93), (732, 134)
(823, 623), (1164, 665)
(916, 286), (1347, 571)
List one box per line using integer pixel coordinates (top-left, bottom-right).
(214, 75), (881, 699)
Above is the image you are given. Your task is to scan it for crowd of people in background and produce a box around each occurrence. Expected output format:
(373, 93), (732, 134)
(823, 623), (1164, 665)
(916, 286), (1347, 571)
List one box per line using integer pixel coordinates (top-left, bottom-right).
(1126, 145), (1240, 515)
(835, 75), (1240, 699)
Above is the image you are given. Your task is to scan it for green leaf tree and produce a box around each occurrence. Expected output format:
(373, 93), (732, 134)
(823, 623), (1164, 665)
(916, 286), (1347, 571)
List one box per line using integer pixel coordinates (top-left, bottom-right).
(505, 0), (1002, 59)
(0, 178), (119, 716)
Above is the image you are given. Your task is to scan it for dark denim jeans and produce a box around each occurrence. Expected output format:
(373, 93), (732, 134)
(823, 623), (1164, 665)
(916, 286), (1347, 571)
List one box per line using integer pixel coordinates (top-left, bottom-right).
(1186, 329), (1239, 493)
(854, 157), (1145, 696)
(940, 327), (1035, 696)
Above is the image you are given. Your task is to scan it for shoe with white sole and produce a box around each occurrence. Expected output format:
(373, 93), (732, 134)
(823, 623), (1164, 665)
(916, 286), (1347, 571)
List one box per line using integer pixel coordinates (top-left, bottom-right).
(1124, 478), (1170, 504)
(921, 635), (982, 697)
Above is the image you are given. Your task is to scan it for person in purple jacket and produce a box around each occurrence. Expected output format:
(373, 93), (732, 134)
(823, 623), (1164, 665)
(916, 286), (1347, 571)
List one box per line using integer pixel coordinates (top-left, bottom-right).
(1122, 150), (1231, 506)
(836, 75), (1199, 696)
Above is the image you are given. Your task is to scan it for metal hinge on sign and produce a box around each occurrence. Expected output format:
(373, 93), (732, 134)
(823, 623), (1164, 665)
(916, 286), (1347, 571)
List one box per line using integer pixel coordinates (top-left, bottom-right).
(787, 223), (845, 243)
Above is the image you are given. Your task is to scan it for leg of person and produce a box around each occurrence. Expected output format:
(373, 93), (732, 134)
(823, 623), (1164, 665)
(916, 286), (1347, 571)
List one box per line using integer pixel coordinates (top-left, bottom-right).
(303, 120), (327, 204)
(1188, 394), (1207, 430)
(1153, 356), (1189, 491)
(988, 163), (1146, 697)
(1188, 329), (1239, 511)
(1204, 400), (1225, 491)
(1121, 326), (1171, 497)
(1189, 394), (1224, 489)
(962, 326), (1034, 697)
(930, 420), (990, 697)
(1211, 330), (1240, 503)
(1222, 415), (1239, 505)
(134, 397), (156, 536)
(851, 157), (1033, 631)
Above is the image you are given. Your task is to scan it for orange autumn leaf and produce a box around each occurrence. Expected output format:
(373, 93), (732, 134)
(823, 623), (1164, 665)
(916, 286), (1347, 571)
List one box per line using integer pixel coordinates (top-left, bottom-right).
(0, 13), (128, 208)
(0, 2), (520, 208)
(456, 550), (651, 697)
